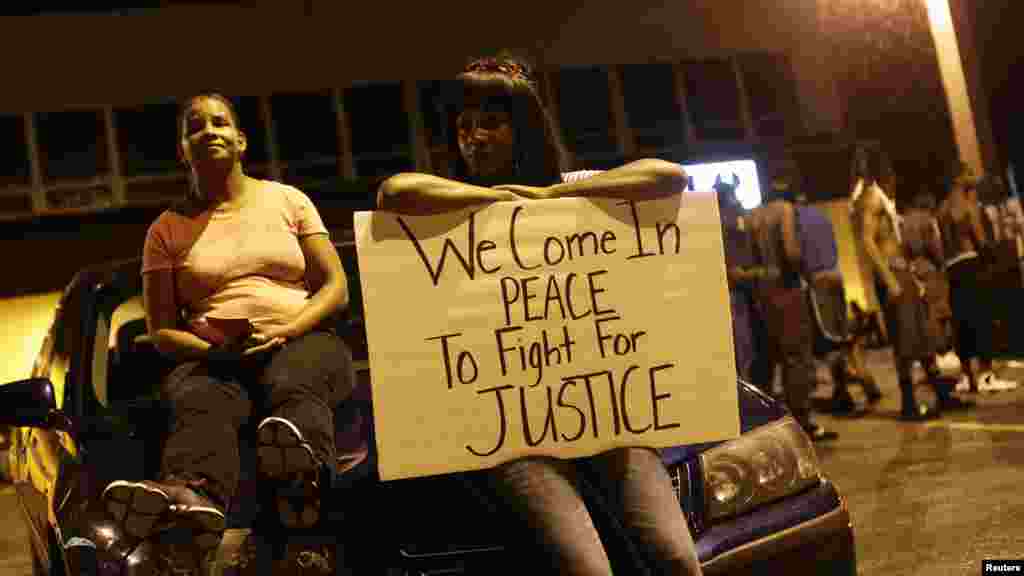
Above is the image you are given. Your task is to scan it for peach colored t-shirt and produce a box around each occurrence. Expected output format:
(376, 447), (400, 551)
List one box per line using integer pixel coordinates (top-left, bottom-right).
(142, 179), (329, 344)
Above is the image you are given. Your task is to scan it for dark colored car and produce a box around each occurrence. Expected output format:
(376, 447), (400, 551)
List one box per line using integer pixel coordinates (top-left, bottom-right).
(1, 241), (856, 575)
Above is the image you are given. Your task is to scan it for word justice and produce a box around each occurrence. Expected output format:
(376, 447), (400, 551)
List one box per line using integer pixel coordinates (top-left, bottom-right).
(465, 363), (681, 457)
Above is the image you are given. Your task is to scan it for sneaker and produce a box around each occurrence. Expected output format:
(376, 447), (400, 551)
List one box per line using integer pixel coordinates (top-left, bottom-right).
(257, 417), (319, 479)
(979, 373), (1020, 393)
(804, 423), (839, 442)
(257, 417), (323, 529)
(102, 477), (226, 552)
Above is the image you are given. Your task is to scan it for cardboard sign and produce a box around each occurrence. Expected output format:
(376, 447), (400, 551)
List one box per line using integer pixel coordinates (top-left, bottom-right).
(354, 191), (739, 481)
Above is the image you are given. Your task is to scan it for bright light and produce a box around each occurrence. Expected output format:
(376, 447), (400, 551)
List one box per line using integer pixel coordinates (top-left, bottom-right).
(681, 159), (762, 209)
(924, 0), (983, 174)
(0, 292), (61, 385)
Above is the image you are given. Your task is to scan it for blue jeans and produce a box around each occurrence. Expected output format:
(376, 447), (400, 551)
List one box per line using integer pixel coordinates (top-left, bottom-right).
(488, 447), (702, 575)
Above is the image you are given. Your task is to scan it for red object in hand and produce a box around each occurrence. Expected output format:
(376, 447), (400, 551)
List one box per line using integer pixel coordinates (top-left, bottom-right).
(205, 317), (254, 343)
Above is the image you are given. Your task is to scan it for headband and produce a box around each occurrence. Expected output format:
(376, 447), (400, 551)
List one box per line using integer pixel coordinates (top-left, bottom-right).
(464, 57), (532, 83)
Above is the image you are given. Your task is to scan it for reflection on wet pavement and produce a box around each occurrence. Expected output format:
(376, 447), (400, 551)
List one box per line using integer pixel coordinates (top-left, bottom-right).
(0, 486), (32, 576)
(814, 349), (1024, 575)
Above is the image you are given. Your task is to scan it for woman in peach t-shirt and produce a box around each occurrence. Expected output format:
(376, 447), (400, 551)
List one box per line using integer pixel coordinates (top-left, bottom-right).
(100, 93), (355, 553)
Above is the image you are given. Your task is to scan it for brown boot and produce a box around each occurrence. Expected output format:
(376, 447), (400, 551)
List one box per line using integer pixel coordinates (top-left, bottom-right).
(102, 476), (226, 553)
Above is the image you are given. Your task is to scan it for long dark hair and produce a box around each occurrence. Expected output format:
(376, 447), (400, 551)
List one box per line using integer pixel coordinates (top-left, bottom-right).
(449, 52), (567, 187)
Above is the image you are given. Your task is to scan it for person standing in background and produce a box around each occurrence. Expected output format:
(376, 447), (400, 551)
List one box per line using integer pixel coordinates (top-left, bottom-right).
(748, 170), (838, 441)
(901, 191), (975, 411)
(715, 174), (758, 382)
(852, 150), (958, 420)
(938, 162), (1019, 393)
(790, 183), (883, 415)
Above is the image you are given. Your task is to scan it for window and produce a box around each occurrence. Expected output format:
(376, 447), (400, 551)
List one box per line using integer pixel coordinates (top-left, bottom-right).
(418, 79), (458, 176)
(621, 63), (685, 150)
(271, 91), (338, 184)
(0, 115), (31, 188)
(0, 192), (32, 215)
(45, 185), (114, 212)
(737, 53), (801, 140)
(418, 80), (452, 149)
(0, 114), (33, 215)
(116, 100), (179, 177)
(36, 109), (109, 182)
(556, 66), (617, 164)
(233, 96), (268, 168)
(346, 82), (413, 178)
(683, 59), (745, 141)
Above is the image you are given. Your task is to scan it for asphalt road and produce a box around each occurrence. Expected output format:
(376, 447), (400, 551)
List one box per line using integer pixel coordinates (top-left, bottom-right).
(1, 347), (1021, 575)
(811, 348), (1024, 576)
(0, 485), (32, 576)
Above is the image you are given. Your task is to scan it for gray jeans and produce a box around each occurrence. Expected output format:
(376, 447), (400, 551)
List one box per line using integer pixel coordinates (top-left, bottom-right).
(160, 331), (356, 510)
(488, 447), (702, 575)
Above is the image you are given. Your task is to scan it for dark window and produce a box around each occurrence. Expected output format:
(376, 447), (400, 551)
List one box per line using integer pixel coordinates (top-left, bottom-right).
(621, 63), (685, 150)
(683, 60), (745, 141)
(0, 115), (31, 187)
(46, 185), (114, 212)
(556, 67), (617, 161)
(737, 53), (801, 140)
(116, 100), (179, 177)
(233, 96), (268, 167)
(0, 192), (32, 214)
(418, 80), (451, 149)
(36, 110), (109, 181)
(346, 82), (412, 178)
(271, 92), (338, 184)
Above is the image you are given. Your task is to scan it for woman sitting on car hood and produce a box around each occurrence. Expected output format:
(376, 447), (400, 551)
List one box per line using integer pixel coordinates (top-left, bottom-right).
(101, 92), (356, 554)
(377, 53), (700, 576)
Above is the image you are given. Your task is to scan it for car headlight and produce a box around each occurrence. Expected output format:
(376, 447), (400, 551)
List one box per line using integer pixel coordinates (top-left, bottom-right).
(701, 417), (821, 523)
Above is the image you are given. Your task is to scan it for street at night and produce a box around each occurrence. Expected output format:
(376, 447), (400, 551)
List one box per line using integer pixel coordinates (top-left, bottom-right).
(813, 350), (1024, 574)
(3, 2), (1024, 574)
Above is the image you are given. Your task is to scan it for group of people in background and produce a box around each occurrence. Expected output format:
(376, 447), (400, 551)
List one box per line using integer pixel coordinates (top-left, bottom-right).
(720, 146), (1021, 442)
(717, 166), (850, 442)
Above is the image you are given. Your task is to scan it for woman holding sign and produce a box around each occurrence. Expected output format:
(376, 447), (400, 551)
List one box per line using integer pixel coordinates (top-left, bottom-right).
(378, 54), (700, 576)
(100, 93), (356, 554)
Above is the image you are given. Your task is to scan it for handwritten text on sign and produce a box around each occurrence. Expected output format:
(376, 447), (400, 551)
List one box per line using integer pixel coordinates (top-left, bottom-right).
(354, 192), (739, 481)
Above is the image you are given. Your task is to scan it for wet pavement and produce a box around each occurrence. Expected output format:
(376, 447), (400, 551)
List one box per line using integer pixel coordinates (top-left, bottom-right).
(0, 485), (33, 576)
(0, 348), (1021, 575)
(811, 348), (1024, 576)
